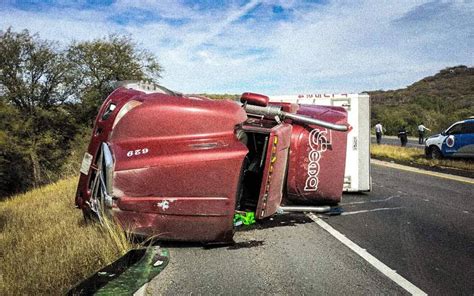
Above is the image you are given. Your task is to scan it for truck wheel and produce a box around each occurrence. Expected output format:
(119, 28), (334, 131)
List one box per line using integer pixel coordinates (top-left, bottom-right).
(429, 146), (443, 160)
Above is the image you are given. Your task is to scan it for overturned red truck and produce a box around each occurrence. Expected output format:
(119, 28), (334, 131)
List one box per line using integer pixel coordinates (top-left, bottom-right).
(75, 82), (350, 242)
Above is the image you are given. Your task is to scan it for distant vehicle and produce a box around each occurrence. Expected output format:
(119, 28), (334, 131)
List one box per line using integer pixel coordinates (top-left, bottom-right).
(425, 118), (474, 159)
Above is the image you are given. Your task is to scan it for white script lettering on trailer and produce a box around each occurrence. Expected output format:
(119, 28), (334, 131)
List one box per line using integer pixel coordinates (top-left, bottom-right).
(305, 128), (331, 191)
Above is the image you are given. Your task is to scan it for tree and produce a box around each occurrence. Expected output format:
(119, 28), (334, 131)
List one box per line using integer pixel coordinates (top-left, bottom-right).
(67, 35), (162, 125)
(0, 28), (77, 191)
(0, 29), (164, 197)
(0, 100), (29, 196)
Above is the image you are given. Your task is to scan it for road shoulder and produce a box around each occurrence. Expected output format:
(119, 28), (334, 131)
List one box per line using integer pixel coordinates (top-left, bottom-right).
(371, 158), (474, 184)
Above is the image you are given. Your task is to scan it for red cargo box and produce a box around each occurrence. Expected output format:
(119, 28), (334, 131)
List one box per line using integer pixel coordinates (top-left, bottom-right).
(286, 105), (348, 204)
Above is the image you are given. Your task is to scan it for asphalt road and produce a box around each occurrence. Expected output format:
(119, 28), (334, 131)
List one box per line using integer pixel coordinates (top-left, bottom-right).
(329, 162), (474, 295)
(371, 135), (425, 149)
(138, 161), (473, 295)
(140, 213), (407, 295)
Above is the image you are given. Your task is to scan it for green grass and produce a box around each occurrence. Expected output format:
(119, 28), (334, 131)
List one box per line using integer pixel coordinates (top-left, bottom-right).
(0, 177), (136, 295)
(371, 144), (474, 172)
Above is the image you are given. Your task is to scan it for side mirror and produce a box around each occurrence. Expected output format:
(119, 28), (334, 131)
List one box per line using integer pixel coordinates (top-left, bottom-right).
(240, 92), (269, 107)
(441, 131), (446, 136)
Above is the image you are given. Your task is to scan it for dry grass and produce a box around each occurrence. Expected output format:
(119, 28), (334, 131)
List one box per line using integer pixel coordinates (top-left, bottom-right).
(0, 177), (136, 295)
(371, 144), (474, 171)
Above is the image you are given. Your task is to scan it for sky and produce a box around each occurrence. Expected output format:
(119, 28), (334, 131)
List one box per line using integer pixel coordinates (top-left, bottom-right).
(0, 0), (473, 95)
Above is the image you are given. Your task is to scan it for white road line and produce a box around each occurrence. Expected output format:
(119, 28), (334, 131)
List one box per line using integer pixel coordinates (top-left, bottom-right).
(341, 207), (403, 216)
(134, 283), (148, 296)
(307, 213), (427, 296)
(340, 195), (397, 205)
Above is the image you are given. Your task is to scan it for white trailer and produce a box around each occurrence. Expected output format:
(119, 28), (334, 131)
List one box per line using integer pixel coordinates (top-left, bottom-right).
(269, 93), (371, 192)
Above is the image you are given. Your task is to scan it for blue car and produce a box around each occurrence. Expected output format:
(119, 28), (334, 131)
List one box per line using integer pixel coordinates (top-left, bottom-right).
(425, 118), (474, 159)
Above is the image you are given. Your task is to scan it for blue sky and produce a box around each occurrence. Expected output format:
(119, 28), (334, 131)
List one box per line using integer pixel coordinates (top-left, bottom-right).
(1, 0), (473, 94)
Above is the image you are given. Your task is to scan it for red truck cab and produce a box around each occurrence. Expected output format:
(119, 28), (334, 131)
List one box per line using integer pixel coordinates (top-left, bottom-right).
(76, 82), (349, 242)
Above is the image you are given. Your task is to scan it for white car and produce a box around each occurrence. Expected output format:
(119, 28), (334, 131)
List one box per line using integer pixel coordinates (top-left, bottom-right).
(425, 118), (474, 159)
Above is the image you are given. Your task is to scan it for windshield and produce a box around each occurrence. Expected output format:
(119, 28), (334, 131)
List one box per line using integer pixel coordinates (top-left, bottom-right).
(446, 123), (463, 135)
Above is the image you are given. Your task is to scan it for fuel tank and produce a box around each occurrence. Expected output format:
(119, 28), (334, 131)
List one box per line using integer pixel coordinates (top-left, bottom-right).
(286, 105), (348, 204)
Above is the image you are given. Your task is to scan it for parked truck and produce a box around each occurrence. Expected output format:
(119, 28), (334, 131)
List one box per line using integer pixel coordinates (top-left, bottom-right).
(75, 82), (351, 242)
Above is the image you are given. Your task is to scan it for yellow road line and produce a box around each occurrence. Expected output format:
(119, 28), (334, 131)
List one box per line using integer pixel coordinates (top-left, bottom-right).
(371, 159), (474, 185)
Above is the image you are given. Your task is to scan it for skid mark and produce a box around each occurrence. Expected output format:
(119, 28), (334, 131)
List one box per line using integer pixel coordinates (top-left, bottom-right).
(340, 195), (398, 206)
(340, 207), (403, 216)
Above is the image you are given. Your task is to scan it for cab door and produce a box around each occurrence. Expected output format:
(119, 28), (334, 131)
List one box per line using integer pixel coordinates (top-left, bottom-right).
(442, 123), (463, 157)
(255, 124), (292, 219)
(457, 121), (474, 157)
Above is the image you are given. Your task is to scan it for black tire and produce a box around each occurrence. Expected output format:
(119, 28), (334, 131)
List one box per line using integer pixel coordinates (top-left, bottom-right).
(428, 146), (443, 160)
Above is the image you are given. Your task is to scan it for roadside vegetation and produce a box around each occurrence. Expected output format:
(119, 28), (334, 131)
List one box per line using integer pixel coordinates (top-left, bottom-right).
(371, 144), (474, 172)
(0, 177), (135, 295)
(0, 28), (162, 198)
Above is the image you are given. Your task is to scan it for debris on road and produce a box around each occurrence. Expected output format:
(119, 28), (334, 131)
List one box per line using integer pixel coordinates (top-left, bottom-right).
(234, 211), (256, 226)
(68, 246), (169, 295)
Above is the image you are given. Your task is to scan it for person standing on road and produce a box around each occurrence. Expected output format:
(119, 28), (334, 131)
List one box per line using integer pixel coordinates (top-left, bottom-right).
(417, 123), (431, 144)
(398, 126), (408, 147)
(374, 121), (385, 144)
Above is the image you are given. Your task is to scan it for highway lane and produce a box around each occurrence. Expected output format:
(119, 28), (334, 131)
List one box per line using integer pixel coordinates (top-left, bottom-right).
(141, 213), (407, 295)
(139, 162), (473, 295)
(326, 163), (474, 295)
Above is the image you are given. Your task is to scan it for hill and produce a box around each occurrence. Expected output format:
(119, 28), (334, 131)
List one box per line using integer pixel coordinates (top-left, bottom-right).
(368, 65), (474, 135)
(200, 66), (474, 136)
